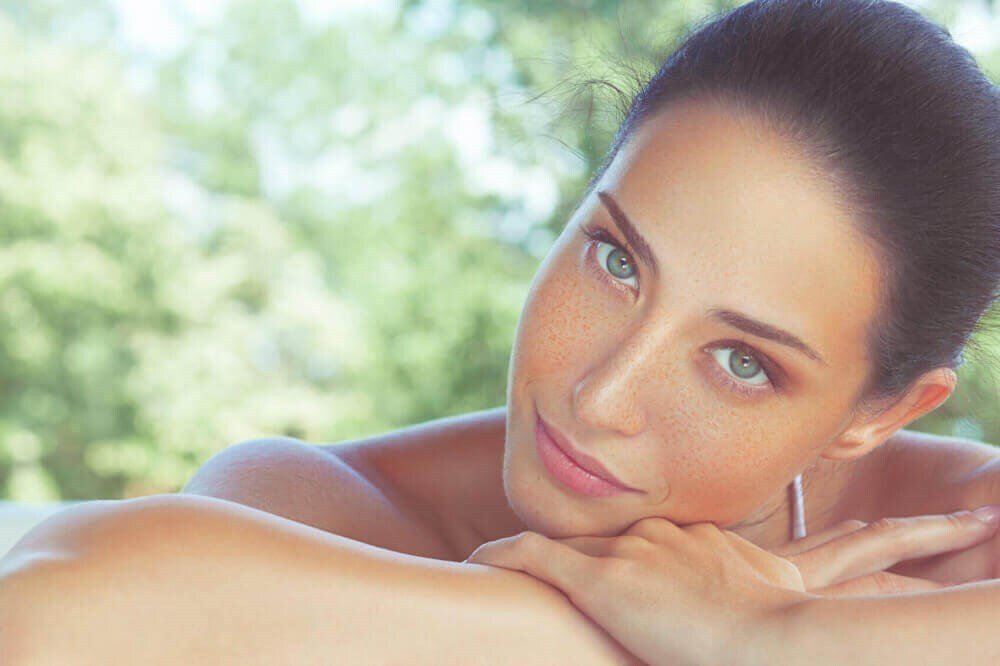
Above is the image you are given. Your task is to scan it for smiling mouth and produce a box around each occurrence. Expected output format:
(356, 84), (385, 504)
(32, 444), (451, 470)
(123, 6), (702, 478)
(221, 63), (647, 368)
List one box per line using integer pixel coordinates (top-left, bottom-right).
(534, 411), (640, 497)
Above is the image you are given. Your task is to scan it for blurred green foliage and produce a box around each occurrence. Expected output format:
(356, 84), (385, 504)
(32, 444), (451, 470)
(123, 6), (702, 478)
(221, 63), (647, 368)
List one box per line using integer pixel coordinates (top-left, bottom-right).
(0, 0), (997, 500)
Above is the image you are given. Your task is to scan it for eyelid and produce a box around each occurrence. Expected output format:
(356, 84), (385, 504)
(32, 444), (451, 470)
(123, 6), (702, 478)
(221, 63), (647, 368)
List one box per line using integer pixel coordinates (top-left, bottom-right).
(582, 222), (637, 266)
(584, 242), (637, 297)
(705, 341), (785, 397)
(582, 222), (640, 290)
(581, 221), (787, 399)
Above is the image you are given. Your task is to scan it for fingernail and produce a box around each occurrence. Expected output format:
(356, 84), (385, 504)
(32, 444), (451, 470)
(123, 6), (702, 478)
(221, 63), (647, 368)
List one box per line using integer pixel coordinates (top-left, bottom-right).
(972, 505), (1000, 525)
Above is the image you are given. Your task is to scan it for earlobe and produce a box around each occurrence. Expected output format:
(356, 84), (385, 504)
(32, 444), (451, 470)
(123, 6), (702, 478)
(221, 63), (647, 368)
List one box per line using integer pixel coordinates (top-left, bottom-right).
(817, 435), (880, 462)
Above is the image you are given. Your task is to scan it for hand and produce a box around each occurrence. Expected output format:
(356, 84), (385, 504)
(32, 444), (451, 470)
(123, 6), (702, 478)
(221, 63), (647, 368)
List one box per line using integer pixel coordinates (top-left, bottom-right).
(870, 507), (1000, 586)
(462, 506), (1000, 666)
(464, 517), (808, 666)
(768, 505), (1000, 595)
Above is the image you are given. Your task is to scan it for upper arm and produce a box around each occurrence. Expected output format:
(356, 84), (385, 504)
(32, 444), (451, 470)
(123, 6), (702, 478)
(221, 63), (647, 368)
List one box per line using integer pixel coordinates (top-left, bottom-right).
(2, 493), (637, 666)
(180, 438), (457, 560)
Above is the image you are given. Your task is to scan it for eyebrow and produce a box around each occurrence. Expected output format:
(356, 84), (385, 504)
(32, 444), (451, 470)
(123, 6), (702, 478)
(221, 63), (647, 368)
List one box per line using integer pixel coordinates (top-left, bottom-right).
(595, 189), (827, 366)
(707, 308), (827, 365)
(597, 189), (660, 279)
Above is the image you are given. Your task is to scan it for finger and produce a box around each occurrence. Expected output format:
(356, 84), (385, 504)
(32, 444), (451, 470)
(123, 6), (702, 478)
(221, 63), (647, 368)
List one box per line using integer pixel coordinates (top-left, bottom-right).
(771, 519), (868, 557)
(719, 531), (807, 592)
(887, 532), (997, 585)
(796, 507), (1000, 589)
(622, 515), (684, 543)
(463, 530), (600, 602)
(812, 570), (945, 597)
(522, 533), (660, 561)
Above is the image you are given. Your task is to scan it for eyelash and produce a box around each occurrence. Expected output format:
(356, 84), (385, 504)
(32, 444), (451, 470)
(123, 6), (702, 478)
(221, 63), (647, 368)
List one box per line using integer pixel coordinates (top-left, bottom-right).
(580, 222), (783, 399)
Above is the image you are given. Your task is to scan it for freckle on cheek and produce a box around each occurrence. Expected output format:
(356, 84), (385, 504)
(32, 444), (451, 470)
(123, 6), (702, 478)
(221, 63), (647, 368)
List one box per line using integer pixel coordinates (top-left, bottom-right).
(531, 285), (591, 366)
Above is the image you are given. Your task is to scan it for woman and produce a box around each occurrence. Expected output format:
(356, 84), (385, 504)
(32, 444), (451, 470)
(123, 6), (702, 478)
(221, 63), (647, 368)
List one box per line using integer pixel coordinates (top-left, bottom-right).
(4, 0), (1000, 663)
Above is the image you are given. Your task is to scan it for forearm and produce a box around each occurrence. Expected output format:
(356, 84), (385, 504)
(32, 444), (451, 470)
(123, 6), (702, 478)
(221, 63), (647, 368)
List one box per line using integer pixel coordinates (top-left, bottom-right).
(1, 494), (637, 666)
(748, 582), (1000, 665)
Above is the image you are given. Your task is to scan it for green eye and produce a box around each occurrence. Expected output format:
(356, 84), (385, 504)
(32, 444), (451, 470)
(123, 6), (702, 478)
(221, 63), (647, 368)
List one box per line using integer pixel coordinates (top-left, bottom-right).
(599, 244), (636, 280)
(708, 344), (773, 396)
(581, 223), (640, 291)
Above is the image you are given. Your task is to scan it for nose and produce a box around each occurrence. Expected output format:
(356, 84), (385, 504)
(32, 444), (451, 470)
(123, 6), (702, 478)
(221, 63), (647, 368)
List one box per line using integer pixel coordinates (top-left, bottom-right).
(572, 320), (666, 437)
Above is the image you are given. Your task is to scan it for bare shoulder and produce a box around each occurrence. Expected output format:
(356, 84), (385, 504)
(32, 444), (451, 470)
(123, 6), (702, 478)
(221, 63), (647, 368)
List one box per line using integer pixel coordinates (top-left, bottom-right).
(927, 430), (1000, 508)
(322, 406), (507, 476)
(890, 428), (999, 482)
(322, 406), (515, 560)
(321, 406), (507, 507)
(874, 428), (1000, 517)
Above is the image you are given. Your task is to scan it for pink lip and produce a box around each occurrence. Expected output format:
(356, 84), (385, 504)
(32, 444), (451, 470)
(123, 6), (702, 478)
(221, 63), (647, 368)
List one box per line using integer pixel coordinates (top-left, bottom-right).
(535, 412), (640, 497)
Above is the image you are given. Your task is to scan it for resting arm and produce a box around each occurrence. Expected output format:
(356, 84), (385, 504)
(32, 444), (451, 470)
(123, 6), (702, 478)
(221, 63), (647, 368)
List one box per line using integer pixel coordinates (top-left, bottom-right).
(746, 580), (1000, 664)
(0, 493), (637, 666)
(745, 459), (1000, 665)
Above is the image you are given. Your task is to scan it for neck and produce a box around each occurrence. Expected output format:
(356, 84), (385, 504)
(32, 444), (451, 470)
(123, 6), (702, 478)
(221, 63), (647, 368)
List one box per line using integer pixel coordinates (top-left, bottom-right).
(727, 455), (860, 551)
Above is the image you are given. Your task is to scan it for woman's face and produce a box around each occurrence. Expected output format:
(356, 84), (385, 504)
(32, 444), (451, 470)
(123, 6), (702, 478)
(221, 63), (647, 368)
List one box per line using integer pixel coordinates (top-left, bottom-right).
(503, 97), (882, 542)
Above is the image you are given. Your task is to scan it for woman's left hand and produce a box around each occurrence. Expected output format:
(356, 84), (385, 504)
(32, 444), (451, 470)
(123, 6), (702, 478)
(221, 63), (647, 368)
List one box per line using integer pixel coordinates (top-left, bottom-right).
(464, 517), (807, 666)
(767, 506), (1000, 593)
(464, 508), (1000, 666)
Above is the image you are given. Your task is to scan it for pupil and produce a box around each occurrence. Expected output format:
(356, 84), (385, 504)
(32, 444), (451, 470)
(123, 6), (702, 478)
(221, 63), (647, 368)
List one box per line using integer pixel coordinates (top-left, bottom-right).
(730, 348), (760, 379)
(607, 249), (634, 278)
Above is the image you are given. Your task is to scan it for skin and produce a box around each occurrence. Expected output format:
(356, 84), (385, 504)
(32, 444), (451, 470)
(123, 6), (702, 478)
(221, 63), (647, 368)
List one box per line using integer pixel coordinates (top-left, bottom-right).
(4, 94), (997, 665)
(497, 94), (960, 552)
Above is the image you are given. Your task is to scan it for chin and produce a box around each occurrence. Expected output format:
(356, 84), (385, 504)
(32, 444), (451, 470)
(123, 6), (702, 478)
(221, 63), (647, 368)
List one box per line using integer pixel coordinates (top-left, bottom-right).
(501, 439), (629, 539)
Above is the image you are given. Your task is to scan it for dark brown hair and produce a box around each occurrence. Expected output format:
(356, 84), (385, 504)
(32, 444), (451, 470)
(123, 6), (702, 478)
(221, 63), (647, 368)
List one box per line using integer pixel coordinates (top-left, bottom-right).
(583, 0), (1000, 414)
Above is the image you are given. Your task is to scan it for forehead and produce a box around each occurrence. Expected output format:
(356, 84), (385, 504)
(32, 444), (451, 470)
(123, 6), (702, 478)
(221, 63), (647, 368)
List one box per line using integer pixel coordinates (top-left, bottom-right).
(599, 98), (880, 371)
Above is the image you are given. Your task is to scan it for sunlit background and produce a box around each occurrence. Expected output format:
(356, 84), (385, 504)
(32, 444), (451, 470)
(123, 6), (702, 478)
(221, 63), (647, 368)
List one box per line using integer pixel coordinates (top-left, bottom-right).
(0, 0), (998, 504)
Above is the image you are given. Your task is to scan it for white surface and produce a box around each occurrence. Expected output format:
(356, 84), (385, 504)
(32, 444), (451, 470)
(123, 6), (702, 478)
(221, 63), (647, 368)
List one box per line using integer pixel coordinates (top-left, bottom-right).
(0, 501), (89, 558)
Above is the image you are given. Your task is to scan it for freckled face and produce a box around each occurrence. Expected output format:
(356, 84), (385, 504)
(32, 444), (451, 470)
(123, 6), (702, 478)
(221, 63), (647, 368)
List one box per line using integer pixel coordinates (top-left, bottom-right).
(502, 98), (881, 539)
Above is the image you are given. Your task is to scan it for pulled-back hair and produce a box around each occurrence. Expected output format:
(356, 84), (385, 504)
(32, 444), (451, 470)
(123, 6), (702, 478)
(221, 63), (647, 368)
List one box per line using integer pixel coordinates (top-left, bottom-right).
(583, 0), (1000, 414)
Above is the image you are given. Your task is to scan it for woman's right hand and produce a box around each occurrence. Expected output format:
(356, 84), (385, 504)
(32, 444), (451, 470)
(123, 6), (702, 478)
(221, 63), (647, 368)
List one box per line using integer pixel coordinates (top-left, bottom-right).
(768, 505), (1000, 596)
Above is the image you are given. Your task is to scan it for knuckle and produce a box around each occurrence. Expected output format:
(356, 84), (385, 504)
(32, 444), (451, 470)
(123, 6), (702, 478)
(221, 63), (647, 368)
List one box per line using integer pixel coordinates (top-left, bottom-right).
(609, 535), (649, 557)
(685, 521), (721, 537)
(514, 530), (544, 550)
(722, 530), (750, 549)
(625, 516), (674, 541)
(871, 571), (900, 594)
(867, 517), (899, 535)
(840, 519), (868, 531)
(778, 560), (805, 590)
(945, 511), (970, 531)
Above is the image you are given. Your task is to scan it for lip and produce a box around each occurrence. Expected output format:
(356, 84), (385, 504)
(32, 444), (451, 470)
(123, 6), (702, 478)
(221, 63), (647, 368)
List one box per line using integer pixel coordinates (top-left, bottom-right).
(535, 412), (640, 496)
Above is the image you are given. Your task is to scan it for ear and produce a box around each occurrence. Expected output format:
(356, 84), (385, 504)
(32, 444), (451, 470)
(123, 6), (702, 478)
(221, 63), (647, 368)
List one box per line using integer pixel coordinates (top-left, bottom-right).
(819, 366), (958, 462)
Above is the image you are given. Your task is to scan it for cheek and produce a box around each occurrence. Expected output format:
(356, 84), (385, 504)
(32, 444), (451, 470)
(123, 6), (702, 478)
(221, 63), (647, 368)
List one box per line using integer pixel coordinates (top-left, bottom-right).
(652, 399), (846, 524)
(511, 250), (599, 379)
(643, 399), (802, 521)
